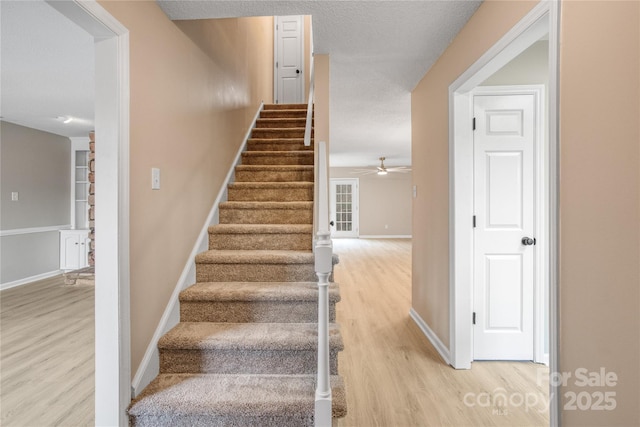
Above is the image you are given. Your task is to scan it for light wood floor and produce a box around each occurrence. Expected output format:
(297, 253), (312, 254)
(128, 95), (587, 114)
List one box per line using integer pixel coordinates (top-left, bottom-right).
(0, 239), (548, 426)
(1, 275), (94, 426)
(333, 238), (549, 427)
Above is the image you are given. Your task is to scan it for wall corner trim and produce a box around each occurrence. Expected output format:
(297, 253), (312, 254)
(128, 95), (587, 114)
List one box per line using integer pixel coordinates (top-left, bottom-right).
(409, 308), (451, 366)
(130, 102), (264, 397)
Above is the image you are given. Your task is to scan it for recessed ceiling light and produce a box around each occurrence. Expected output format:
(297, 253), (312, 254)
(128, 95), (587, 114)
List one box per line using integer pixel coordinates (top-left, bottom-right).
(57, 116), (73, 124)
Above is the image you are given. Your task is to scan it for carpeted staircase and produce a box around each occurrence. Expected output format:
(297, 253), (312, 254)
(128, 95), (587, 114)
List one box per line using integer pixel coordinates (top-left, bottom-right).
(128, 104), (347, 426)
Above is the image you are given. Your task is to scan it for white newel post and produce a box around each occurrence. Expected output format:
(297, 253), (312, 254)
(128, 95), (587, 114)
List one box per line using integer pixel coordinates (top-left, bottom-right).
(314, 140), (332, 427)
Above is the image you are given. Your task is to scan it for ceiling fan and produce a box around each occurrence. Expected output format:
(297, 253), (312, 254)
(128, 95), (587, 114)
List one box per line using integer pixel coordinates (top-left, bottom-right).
(351, 157), (412, 176)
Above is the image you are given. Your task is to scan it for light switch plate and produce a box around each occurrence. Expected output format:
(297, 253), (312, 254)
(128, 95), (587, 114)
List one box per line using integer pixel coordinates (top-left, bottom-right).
(151, 168), (161, 190)
(11, 192), (19, 201)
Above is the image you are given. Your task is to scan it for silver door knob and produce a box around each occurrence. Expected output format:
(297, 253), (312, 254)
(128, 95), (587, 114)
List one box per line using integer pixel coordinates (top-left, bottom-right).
(521, 237), (535, 246)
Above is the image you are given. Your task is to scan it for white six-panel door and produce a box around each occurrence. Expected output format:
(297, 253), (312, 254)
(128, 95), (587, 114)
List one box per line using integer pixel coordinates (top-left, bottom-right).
(473, 92), (536, 360)
(274, 16), (304, 104)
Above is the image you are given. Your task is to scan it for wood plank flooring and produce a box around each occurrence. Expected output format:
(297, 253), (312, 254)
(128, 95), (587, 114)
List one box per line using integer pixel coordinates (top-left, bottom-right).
(1, 275), (94, 426)
(0, 239), (548, 426)
(333, 238), (549, 427)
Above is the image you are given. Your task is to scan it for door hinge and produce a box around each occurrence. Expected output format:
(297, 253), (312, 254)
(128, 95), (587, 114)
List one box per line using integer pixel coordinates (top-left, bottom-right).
(472, 117), (476, 131)
(472, 312), (476, 325)
(472, 215), (476, 228)
(276, 61), (279, 68)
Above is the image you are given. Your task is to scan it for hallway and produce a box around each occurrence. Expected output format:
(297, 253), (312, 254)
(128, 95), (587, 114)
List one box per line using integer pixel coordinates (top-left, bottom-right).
(0, 239), (548, 426)
(334, 238), (548, 426)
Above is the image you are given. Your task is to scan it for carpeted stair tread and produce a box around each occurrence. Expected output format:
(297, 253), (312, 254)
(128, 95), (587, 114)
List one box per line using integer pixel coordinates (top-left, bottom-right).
(256, 118), (309, 128)
(263, 103), (307, 110)
(229, 182), (313, 190)
(219, 201), (313, 209)
(242, 151), (313, 157)
(180, 281), (341, 303)
(128, 373), (346, 421)
(251, 128), (306, 139)
(246, 139), (313, 152)
(196, 250), (313, 265)
(209, 224), (312, 235)
(260, 109), (308, 118)
(241, 151), (314, 166)
(218, 201), (313, 224)
(235, 165), (313, 171)
(159, 322), (343, 351)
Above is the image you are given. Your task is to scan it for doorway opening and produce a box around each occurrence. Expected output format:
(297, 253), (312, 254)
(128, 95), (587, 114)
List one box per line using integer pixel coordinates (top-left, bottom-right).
(449, 1), (559, 426)
(47, 1), (131, 425)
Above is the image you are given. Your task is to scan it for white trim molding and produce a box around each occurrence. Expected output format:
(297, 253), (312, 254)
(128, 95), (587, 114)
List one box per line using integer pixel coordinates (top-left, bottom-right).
(410, 308), (451, 365)
(359, 235), (412, 239)
(0, 224), (71, 237)
(1, 270), (63, 291)
(49, 1), (133, 425)
(131, 103), (264, 397)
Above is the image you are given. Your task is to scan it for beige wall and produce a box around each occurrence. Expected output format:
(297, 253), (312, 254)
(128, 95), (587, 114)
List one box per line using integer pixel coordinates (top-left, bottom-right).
(330, 168), (412, 237)
(314, 54), (330, 147)
(558, 1), (639, 425)
(411, 0), (539, 350)
(411, 0), (640, 425)
(98, 0), (274, 376)
(304, 15), (311, 101)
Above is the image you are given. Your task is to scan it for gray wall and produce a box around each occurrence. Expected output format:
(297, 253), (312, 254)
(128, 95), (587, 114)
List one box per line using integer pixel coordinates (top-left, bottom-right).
(330, 167), (412, 237)
(1, 121), (71, 285)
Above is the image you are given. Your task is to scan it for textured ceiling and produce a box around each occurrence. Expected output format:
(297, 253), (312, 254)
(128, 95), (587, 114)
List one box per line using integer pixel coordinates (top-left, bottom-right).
(159, 0), (482, 167)
(0, 1), (95, 138)
(0, 1), (482, 166)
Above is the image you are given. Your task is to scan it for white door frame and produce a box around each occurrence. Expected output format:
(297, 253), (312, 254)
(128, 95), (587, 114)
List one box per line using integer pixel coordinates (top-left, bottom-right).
(471, 84), (545, 362)
(273, 15), (305, 104)
(448, 1), (559, 426)
(48, 1), (131, 425)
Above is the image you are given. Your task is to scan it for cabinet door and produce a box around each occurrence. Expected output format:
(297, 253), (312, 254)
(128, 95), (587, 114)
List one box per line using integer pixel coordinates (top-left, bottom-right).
(60, 231), (90, 270)
(61, 234), (81, 270)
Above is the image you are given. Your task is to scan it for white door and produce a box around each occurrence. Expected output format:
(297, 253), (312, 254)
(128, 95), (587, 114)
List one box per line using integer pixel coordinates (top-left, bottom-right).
(330, 179), (359, 238)
(473, 92), (536, 360)
(274, 16), (304, 104)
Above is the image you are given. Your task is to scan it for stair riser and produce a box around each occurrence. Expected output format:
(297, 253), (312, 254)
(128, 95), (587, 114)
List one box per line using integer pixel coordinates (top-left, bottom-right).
(235, 169), (313, 182)
(209, 233), (312, 251)
(130, 414), (317, 427)
(247, 141), (313, 152)
(256, 119), (309, 128)
(260, 110), (307, 119)
(196, 263), (320, 282)
(251, 128), (305, 139)
(227, 187), (313, 202)
(159, 349), (340, 375)
(241, 154), (314, 166)
(219, 208), (312, 224)
(180, 301), (337, 323)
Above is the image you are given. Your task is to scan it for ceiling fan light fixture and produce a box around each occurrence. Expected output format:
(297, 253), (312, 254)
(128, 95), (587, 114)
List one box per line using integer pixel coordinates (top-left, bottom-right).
(377, 169), (388, 176)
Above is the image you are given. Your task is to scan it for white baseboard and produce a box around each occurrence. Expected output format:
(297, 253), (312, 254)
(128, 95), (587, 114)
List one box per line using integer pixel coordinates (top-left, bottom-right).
(130, 103), (264, 397)
(1, 270), (64, 291)
(409, 308), (451, 366)
(359, 235), (412, 239)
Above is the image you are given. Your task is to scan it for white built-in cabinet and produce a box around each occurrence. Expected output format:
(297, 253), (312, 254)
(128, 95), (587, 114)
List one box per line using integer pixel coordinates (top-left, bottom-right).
(74, 150), (90, 230)
(60, 229), (90, 270)
(61, 140), (91, 271)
